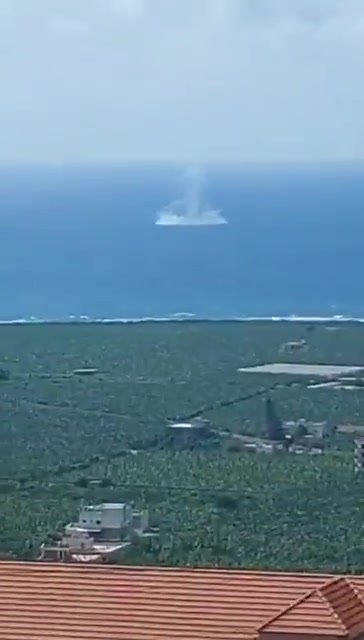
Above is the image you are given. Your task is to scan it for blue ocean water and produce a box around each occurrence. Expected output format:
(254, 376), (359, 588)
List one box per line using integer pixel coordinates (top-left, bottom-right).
(0, 162), (363, 321)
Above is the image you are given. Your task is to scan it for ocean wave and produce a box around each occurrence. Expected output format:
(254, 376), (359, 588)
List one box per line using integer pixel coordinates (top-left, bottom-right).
(0, 313), (364, 325)
(232, 315), (364, 323)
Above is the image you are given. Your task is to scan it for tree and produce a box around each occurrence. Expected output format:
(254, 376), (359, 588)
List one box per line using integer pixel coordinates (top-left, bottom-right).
(74, 476), (89, 488)
(265, 397), (285, 442)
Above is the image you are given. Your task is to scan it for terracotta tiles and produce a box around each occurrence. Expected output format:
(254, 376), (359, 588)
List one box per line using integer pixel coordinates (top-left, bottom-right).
(321, 577), (364, 637)
(259, 587), (349, 636)
(1, 562), (364, 640)
(259, 576), (364, 637)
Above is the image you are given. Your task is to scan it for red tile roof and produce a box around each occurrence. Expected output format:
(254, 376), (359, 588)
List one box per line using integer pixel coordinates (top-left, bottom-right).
(1, 562), (364, 639)
(321, 577), (364, 637)
(259, 576), (364, 638)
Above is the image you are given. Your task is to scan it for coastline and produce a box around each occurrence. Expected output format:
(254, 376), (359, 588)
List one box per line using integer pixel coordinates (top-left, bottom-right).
(0, 314), (363, 325)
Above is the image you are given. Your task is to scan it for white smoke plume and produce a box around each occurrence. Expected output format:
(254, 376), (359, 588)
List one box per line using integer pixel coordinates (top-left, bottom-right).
(156, 165), (227, 226)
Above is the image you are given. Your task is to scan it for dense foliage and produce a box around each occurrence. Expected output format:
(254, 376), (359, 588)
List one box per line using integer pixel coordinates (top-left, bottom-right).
(1, 320), (364, 570)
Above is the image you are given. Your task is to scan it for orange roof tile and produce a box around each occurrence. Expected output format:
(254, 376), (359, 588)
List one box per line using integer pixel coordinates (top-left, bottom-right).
(321, 577), (364, 638)
(259, 576), (364, 638)
(258, 587), (347, 636)
(1, 562), (364, 640)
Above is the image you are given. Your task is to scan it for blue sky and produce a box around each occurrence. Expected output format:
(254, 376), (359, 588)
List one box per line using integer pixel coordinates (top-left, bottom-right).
(0, 0), (363, 164)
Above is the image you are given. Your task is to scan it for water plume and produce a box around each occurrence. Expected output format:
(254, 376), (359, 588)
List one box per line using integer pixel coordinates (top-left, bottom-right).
(156, 165), (227, 226)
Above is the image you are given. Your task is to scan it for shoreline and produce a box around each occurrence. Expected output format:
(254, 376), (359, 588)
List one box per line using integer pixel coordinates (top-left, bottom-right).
(0, 314), (363, 325)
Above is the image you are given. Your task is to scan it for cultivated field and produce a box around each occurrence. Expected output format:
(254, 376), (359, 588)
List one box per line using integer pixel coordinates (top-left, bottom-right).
(1, 320), (364, 570)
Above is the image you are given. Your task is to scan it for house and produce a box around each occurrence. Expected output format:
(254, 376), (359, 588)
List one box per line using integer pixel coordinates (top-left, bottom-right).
(2, 562), (364, 639)
(39, 502), (152, 563)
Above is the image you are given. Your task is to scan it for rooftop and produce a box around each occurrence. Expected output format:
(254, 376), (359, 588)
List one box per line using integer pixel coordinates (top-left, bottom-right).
(83, 502), (126, 510)
(168, 422), (207, 429)
(2, 563), (364, 639)
(237, 363), (364, 376)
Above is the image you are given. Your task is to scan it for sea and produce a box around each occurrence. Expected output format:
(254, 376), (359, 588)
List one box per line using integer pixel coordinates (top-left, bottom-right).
(0, 161), (363, 323)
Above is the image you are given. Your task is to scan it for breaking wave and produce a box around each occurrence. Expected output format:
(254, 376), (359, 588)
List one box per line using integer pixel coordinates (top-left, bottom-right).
(0, 314), (363, 324)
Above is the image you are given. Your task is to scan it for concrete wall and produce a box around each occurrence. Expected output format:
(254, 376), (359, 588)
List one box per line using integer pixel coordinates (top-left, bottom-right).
(78, 506), (103, 529)
(94, 527), (129, 542)
(100, 504), (132, 529)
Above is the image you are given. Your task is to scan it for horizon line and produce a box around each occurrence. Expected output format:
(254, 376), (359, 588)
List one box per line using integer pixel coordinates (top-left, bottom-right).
(0, 158), (363, 170)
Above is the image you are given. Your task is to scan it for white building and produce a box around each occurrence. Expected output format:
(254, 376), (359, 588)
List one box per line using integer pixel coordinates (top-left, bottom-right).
(39, 501), (152, 564)
(78, 503), (134, 540)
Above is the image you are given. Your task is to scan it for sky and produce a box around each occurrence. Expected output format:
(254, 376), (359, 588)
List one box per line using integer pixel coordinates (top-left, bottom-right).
(0, 0), (363, 164)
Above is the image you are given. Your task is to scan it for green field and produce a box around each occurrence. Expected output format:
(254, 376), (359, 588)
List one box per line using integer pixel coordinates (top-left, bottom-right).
(2, 320), (364, 571)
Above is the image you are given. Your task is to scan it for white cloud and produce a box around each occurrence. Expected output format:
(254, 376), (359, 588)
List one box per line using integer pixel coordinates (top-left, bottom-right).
(0, 0), (363, 163)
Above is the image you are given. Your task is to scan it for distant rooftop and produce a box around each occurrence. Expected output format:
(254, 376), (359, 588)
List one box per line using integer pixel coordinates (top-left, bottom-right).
(169, 417), (210, 429)
(169, 422), (204, 429)
(238, 363), (364, 376)
(100, 503), (127, 509)
(83, 503), (126, 510)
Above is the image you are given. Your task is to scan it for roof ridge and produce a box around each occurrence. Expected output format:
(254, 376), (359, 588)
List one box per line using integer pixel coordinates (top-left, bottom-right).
(258, 577), (350, 634)
(316, 578), (349, 633)
(257, 585), (318, 632)
(319, 576), (364, 636)
(348, 579), (364, 605)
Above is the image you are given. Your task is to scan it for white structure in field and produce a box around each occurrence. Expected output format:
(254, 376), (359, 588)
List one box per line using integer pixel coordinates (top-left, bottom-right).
(63, 526), (95, 551)
(78, 503), (134, 539)
(168, 417), (212, 446)
(39, 501), (153, 563)
(77, 502), (150, 540)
